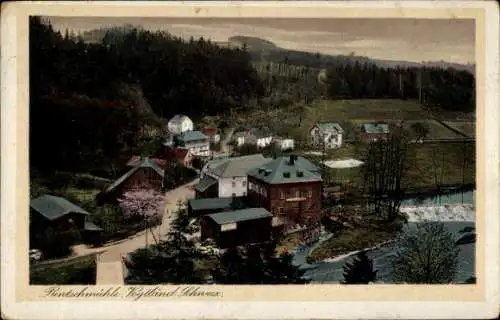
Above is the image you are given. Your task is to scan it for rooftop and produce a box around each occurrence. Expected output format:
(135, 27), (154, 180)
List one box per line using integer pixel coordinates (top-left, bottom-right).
(208, 154), (272, 178)
(247, 155), (323, 184)
(177, 130), (209, 142)
(207, 207), (272, 225)
(363, 123), (390, 134)
(188, 197), (247, 211)
(314, 122), (344, 133)
(104, 157), (164, 193)
(126, 156), (167, 168)
(31, 195), (89, 220)
(195, 175), (218, 192)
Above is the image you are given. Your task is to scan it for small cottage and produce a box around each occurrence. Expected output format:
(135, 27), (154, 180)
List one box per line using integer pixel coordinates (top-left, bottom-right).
(360, 123), (390, 142)
(202, 127), (221, 144)
(167, 114), (194, 135)
(200, 208), (274, 248)
(234, 127), (274, 148)
(96, 157), (165, 204)
(30, 195), (102, 247)
(310, 122), (344, 149)
(175, 130), (210, 157)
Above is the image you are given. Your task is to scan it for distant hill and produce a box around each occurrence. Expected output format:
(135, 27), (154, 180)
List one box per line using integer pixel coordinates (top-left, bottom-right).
(77, 25), (475, 75)
(226, 35), (280, 51)
(220, 35), (475, 75)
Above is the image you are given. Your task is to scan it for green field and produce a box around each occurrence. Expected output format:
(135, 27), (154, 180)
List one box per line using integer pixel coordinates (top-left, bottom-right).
(300, 141), (475, 190)
(442, 121), (476, 138)
(220, 99), (474, 143)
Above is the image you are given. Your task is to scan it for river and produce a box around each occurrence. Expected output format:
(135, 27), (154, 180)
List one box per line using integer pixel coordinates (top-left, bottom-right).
(292, 190), (476, 283)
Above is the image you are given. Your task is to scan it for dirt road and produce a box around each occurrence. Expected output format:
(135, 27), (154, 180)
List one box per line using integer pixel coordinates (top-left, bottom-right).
(82, 179), (198, 284)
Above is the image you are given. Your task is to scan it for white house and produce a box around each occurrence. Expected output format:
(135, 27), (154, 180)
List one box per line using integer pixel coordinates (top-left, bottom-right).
(176, 130), (210, 157)
(273, 137), (295, 151)
(167, 114), (194, 135)
(196, 154), (271, 198)
(310, 122), (344, 149)
(234, 127), (274, 148)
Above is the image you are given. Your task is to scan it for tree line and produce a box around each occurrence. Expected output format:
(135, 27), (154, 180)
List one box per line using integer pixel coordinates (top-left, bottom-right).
(30, 18), (475, 173)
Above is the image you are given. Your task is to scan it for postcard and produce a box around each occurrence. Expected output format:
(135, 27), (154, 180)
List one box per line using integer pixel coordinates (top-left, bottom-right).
(1, 1), (499, 319)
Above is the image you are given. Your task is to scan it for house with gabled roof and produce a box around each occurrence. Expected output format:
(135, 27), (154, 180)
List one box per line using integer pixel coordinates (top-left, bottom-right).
(126, 155), (167, 169)
(247, 155), (323, 224)
(187, 196), (247, 217)
(96, 157), (164, 204)
(202, 127), (221, 144)
(175, 130), (210, 157)
(310, 122), (344, 149)
(200, 207), (275, 248)
(195, 154), (272, 199)
(233, 126), (274, 148)
(164, 147), (193, 167)
(360, 122), (390, 142)
(167, 114), (193, 135)
(30, 195), (102, 247)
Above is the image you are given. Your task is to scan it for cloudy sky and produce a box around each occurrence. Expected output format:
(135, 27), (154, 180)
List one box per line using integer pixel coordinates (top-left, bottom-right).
(46, 17), (475, 64)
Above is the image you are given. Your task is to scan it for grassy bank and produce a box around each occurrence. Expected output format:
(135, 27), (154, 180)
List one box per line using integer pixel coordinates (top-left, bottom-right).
(307, 215), (405, 263)
(30, 254), (97, 285)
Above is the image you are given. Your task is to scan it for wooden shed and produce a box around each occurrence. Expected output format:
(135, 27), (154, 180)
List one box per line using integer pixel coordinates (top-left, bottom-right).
(200, 208), (273, 248)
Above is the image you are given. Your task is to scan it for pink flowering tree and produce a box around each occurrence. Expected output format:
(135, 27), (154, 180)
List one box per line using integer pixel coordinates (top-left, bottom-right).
(117, 188), (165, 225)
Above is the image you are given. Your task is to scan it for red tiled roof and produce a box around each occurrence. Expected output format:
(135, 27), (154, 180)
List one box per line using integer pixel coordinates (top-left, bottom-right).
(203, 127), (218, 135)
(126, 156), (167, 169)
(165, 147), (191, 162)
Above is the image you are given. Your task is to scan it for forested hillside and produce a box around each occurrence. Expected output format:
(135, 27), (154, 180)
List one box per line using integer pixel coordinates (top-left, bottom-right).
(30, 18), (475, 173)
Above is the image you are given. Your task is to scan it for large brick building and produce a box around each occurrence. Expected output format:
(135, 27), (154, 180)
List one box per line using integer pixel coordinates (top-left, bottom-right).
(246, 155), (323, 224)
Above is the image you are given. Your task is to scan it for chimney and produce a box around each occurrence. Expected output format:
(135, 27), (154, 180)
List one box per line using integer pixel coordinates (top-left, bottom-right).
(289, 155), (295, 165)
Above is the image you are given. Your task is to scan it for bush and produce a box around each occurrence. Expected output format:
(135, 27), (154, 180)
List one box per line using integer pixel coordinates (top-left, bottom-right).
(30, 255), (97, 284)
(35, 227), (81, 259)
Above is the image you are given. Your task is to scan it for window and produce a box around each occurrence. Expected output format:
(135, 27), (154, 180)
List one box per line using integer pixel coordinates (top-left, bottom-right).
(221, 222), (237, 232)
(279, 207), (284, 214)
(242, 181), (247, 187)
(243, 191), (246, 196)
(232, 193), (236, 197)
(307, 190), (313, 198)
(232, 182), (236, 188)
(295, 190), (300, 198)
(280, 192), (285, 199)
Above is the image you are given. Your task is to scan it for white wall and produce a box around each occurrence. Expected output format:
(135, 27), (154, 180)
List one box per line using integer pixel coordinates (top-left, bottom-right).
(218, 176), (248, 198)
(311, 127), (343, 149)
(185, 141), (210, 156)
(256, 136), (273, 148)
(168, 118), (193, 134)
(280, 139), (295, 150)
(236, 136), (245, 146)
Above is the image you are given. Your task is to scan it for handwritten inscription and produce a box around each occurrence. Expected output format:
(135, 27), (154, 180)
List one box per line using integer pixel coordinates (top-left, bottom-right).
(43, 286), (223, 300)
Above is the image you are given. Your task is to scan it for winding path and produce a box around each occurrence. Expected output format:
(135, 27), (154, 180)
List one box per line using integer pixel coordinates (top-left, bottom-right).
(72, 179), (199, 284)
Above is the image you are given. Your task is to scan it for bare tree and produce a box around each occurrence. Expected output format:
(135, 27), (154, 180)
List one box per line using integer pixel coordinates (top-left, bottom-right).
(390, 222), (459, 284)
(361, 125), (411, 221)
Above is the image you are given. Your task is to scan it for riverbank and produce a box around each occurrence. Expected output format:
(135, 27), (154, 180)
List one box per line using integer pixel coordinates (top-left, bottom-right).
(307, 215), (405, 263)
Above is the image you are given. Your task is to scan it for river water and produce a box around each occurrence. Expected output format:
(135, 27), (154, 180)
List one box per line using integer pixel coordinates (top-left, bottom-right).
(292, 190), (476, 283)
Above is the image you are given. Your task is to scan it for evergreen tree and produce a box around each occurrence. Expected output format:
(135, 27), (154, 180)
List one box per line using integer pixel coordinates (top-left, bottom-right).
(124, 203), (203, 284)
(342, 251), (378, 284)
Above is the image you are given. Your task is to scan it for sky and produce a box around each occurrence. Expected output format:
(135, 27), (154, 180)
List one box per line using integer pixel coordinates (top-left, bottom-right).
(46, 17), (475, 64)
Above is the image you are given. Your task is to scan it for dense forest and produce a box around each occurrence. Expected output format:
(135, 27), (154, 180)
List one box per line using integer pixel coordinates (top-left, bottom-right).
(30, 17), (475, 173)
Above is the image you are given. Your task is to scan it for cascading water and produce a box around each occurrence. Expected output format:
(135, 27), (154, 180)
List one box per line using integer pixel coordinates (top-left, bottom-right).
(292, 190), (476, 283)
